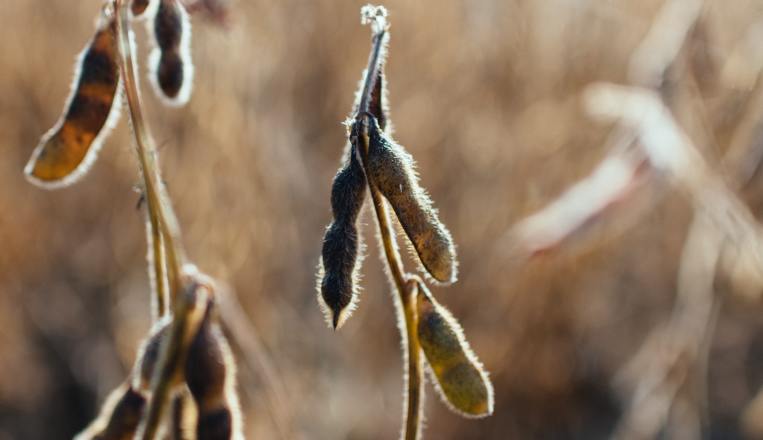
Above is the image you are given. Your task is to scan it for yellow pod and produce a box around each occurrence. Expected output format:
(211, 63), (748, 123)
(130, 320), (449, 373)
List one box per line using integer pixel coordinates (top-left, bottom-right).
(25, 15), (122, 188)
(415, 283), (493, 418)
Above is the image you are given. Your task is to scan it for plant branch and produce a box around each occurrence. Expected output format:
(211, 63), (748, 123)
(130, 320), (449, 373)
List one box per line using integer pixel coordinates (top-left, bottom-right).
(114, 0), (187, 301)
(358, 115), (423, 440)
(146, 209), (168, 318)
(358, 6), (388, 115)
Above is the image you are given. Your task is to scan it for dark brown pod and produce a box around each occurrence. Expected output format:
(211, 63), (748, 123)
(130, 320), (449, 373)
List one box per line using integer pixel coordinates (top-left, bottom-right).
(363, 115), (458, 284)
(131, 0), (153, 17)
(74, 384), (146, 440)
(318, 141), (368, 329)
(368, 70), (388, 132)
(134, 318), (171, 392)
(185, 300), (242, 439)
(25, 16), (121, 188)
(148, 0), (194, 106)
(197, 408), (234, 440)
(415, 282), (494, 418)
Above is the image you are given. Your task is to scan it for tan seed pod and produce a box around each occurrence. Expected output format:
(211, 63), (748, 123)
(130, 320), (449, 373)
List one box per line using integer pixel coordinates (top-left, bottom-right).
(185, 299), (243, 440)
(362, 115), (458, 284)
(25, 15), (122, 188)
(74, 384), (147, 440)
(148, 0), (194, 106)
(317, 141), (368, 329)
(415, 282), (494, 418)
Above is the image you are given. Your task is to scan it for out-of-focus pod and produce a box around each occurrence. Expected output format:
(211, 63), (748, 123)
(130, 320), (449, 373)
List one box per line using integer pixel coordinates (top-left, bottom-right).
(148, 0), (194, 106)
(25, 15), (122, 188)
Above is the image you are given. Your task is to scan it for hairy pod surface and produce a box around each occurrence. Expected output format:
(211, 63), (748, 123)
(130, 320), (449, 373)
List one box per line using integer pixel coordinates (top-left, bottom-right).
(415, 283), (493, 418)
(25, 16), (122, 188)
(75, 384), (146, 440)
(318, 142), (368, 329)
(149, 0), (194, 106)
(186, 300), (242, 439)
(362, 115), (458, 284)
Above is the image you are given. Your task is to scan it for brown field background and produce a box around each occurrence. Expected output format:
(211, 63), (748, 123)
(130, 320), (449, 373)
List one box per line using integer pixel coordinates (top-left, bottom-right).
(1, 0), (763, 438)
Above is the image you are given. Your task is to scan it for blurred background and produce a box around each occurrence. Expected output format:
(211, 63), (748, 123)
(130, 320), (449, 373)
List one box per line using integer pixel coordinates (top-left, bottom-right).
(1, 0), (763, 438)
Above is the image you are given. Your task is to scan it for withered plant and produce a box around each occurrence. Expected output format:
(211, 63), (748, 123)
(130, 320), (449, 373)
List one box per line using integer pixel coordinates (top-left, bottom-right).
(317, 5), (494, 439)
(24, 0), (243, 439)
(508, 0), (763, 437)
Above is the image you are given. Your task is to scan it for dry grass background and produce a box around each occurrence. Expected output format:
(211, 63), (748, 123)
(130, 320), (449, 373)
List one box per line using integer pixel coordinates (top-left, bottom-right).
(1, 0), (763, 438)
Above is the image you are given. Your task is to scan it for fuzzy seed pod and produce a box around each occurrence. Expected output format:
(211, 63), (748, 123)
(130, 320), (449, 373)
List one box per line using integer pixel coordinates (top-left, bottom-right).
(369, 70), (388, 132)
(25, 15), (122, 188)
(74, 384), (147, 440)
(318, 142), (368, 329)
(363, 115), (458, 284)
(134, 318), (171, 392)
(415, 282), (493, 418)
(185, 300), (242, 440)
(148, 0), (194, 106)
(131, 0), (154, 17)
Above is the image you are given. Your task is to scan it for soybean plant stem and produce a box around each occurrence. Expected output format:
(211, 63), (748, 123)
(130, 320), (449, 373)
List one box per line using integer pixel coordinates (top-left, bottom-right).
(114, 0), (196, 438)
(114, 0), (187, 302)
(356, 8), (422, 439)
(358, 8), (388, 115)
(147, 209), (168, 318)
(360, 120), (423, 440)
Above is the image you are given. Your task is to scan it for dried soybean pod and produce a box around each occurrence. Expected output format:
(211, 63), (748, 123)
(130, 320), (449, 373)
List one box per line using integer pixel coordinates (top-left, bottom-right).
(185, 299), (242, 440)
(415, 282), (493, 418)
(131, 0), (154, 17)
(148, 0), (194, 106)
(25, 16), (122, 188)
(363, 115), (458, 284)
(317, 141), (368, 329)
(369, 70), (389, 132)
(135, 318), (171, 392)
(74, 384), (147, 440)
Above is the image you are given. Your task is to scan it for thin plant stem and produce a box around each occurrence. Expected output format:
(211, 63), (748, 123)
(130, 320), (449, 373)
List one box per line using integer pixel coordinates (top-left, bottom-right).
(147, 209), (168, 318)
(113, 1), (198, 437)
(359, 118), (423, 440)
(355, 8), (422, 439)
(114, 0), (187, 301)
(358, 33), (387, 114)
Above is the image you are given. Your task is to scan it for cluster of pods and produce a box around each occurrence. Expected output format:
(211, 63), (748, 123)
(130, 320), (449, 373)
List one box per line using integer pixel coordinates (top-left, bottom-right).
(318, 6), (494, 420)
(25, 0), (193, 188)
(26, 1), (494, 438)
